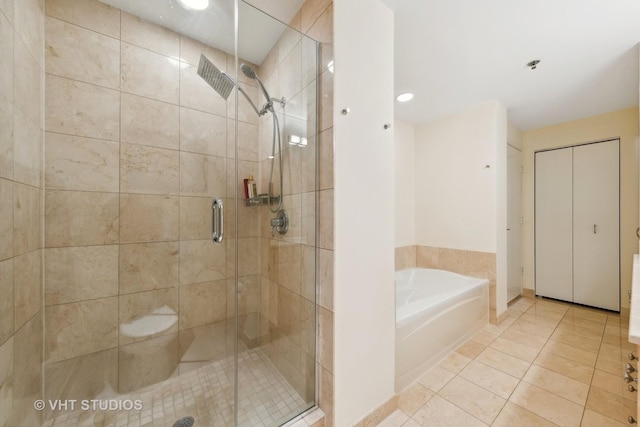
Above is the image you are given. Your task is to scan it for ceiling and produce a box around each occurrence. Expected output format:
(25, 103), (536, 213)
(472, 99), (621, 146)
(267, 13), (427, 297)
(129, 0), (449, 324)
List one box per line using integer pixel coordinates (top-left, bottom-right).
(100, 0), (640, 131)
(387, 0), (640, 130)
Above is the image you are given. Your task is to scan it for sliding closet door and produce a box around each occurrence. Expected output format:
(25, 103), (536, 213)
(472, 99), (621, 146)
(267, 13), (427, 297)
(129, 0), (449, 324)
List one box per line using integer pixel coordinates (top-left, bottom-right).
(573, 140), (620, 311)
(535, 148), (573, 302)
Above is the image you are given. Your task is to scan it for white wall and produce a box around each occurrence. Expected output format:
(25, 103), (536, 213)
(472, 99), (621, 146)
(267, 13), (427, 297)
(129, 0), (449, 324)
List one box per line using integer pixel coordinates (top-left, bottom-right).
(333, 0), (396, 425)
(414, 101), (505, 253)
(395, 120), (415, 247)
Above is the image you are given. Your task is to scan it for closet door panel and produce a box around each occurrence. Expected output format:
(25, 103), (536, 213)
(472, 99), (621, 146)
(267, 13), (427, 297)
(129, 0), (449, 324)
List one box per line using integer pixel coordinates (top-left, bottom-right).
(535, 148), (573, 302)
(573, 140), (620, 311)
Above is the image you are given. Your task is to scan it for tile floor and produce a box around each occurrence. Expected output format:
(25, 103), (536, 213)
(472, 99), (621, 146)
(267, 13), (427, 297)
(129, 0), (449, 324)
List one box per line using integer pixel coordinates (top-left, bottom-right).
(380, 297), (637, 427)
(43, 348), (310, 427)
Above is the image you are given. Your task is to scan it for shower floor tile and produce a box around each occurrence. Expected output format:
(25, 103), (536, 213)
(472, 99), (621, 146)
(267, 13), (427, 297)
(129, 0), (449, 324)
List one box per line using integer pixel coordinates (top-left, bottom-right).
(42, 349), (308, 427)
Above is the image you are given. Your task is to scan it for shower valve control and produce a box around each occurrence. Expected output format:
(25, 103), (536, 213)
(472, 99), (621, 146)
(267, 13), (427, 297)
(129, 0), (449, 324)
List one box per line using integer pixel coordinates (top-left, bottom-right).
(624, 373), (638, 384)
(271, 209), (289, 236)
(626, 363), (636, 374)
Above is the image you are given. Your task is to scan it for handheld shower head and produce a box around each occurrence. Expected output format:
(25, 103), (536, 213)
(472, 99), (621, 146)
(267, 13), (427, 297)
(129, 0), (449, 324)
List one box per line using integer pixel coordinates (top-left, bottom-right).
(240, 63), (272, 106)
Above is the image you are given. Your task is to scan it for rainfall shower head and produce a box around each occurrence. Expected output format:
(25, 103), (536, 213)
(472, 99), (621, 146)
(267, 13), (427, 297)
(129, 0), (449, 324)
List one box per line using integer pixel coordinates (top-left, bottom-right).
(197, 54), (234, 100)
(240, 63), (272, 105)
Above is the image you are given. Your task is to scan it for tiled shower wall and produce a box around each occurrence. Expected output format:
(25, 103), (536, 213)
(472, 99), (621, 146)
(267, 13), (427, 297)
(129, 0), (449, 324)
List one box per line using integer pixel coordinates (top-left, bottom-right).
(42, 0), (262, 408)
(254, 0), (335, 422)
(0, 0), (45, 425)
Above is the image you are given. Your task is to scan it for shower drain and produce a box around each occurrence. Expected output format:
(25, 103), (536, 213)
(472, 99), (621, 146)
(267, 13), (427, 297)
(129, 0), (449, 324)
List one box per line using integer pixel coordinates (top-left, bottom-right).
(172, 416), (195, 427)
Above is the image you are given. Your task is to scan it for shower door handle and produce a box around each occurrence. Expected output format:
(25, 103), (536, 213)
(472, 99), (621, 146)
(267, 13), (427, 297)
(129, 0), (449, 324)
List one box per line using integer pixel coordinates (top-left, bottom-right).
(212, 198), (224, 243)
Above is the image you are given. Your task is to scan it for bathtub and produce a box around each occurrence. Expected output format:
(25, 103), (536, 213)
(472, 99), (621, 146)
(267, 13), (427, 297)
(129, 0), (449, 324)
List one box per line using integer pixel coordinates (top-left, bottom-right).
(395, 268), (489, 391)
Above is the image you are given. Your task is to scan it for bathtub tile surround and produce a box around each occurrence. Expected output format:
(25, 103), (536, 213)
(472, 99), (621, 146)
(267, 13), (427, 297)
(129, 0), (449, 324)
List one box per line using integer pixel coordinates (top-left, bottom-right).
(378, 297), (636, 426)
(0, 0), (45, 424)
(396, 245), (501, 323)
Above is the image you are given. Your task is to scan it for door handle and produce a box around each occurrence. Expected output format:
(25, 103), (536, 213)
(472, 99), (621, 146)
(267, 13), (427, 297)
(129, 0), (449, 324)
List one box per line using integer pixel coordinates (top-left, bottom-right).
(212, 198), (224, 243)
(593, 224), (596, 234)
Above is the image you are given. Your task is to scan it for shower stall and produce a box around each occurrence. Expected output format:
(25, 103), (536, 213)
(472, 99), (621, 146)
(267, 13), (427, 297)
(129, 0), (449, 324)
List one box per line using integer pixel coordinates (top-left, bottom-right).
(0, 0), (320, 425)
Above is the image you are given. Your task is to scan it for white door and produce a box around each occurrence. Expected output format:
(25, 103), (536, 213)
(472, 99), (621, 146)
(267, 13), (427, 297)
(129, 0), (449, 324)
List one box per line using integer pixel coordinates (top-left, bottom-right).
(507, 145), (522, 302)
(535, 148), (573, 302)
(573, 140), (620, 311)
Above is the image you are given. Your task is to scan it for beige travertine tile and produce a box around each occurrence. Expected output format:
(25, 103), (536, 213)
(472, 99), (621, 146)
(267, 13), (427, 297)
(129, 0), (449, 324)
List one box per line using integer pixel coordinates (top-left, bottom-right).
(226, 119), (259, 162)
(0, 95), (13, 180)
(519, 311), (563, 329)
(363, 395), (398, 427)
(179, 239), (226, 285)
(121, 12), (179, 58)
(13, 108), (42, 188)
(455, 339), (485, 359)
(119, 242), (179, 294)
(437, 248), (466, 274)
(318, 189), (333, 250)
(119, 194), (179, 243)
(179, 280), (227, 329)
(45, 16), (120, 89)
(490, 337), (540, 363)
(14, 183), (41, 255)
(438, 351), (471, 374)
(180, 107), (226, 157)
(458, 360), (519, 399)
(522, 365), (589, 405)
(180, 63), (227, 116)
(591, 369), (635, 401)
(595, 353), (623, 376)
(121, 42), (179, 104)
(412, 395), (487, 427)
(586, 386), (636, 425)
(418, 365), (455, 393)
(119, 288), (179, 344)
(397, 383), (434, 416)
(227, 84), (259, 125)
(0, 178), (12, 260)
(0, 336), (13, 427)
(500, 326), (547, 350)
(46, 74), (120, 141)
(395, 245), (416, 271)
(120, 143), (179, 195)
(13, 37), (41, 129)
(12, 312), (42, 427)
(121, 93), (179, 150)
(475, 347), (530, 379)
(464, 250), (496, 280)
(548, 328), (601, 352)
(318, 364), (333, 427)
(470, 330), (497, 347)
(580, 409), (628, 427)
(180, 152), (226, 197)
(45, 0), (120, 38)
(0, 259), (13, 343)
(179, 196), (214, 241)
(305, 4), (332, 74)
(45, 297), (118, 363)
(44, 348), (117, 410)
(316, 127), (333, 192)
(45, 245), (118, 305)
(440, 376), (505, 424)
(598, 342), (624, 361)
(416, 246), (439, 269)
(540, 340), (598, 367)
(507, 317), (556, 339)
(13, 250), (41, 330)
(318, 248), (334, 311)
(45, 132), (119, 192)
(492, 401), (556, 427)
(318, 306), (333, 373)
(278, 44), (303, 103)
(118, 333), (179, 393)
(0, 14), (13, 102)
(13, 0), (43, 67)
(300, 0), (331, 32)
(318, 69), (333, 132)
(179, 35), (228, 68)
(509, 381), (583, 427)
(533, 351), (594, 384)
(45, 190), (118, 247)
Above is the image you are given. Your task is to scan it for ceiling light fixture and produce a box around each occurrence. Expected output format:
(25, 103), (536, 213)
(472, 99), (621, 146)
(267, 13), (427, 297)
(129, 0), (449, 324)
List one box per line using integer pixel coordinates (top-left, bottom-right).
(396, 92), (414, 102)
(527, 59), (541, 70)
(177, 0), (209, 11)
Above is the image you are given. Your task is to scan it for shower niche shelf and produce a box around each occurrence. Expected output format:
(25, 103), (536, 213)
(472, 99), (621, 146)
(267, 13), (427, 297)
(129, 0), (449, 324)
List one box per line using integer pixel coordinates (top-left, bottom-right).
(244, 194), (281, 207)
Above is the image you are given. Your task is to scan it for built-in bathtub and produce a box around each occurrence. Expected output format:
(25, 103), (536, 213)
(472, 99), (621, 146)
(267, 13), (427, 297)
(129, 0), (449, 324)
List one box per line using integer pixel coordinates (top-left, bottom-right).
(395, 268), (489, 391)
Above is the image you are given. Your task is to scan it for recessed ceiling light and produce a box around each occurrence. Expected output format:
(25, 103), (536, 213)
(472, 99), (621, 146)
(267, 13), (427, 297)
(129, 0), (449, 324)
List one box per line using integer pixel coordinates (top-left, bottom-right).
(178, 0), (209, 11)
(396, 92), (414, 102)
